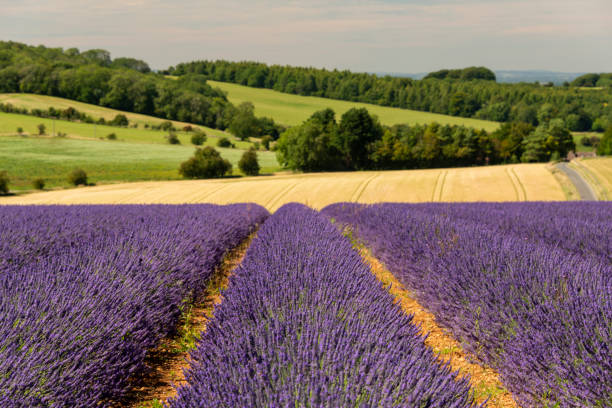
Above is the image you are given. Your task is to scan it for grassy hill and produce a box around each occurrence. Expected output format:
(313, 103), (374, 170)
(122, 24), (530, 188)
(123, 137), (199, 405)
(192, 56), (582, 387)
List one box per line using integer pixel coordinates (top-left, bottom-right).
(0, 107), (280, 191)
(0, 163), (566, 209)
(208, 80), (501, 131)
(0, 93), (239, 142)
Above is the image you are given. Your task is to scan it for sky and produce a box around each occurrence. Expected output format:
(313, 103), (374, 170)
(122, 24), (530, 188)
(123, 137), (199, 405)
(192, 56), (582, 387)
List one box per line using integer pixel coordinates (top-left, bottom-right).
(0, 0), (610, 73)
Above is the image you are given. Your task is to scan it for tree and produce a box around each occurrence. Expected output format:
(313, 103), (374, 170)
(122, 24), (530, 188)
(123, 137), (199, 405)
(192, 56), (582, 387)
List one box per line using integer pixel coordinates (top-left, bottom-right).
(239, 148), (260, 176)
(276, 109), (342, 172)
(597, 125), (612, 155)
(166, 132), (180, 144)
(191, 131), (207, 145)
(109, 114), (129, 127)
(228, 102), (260, 140)
(68, 168), (88, 186)
(333, 108), (383, 169)
(0, 171), (8, 194)
(261, 135), (272, 150)
(522, 120), (574, 162)
(179, 146), (232, 179)
(32, 178), (45, 190)
(37, 123), (46, 135)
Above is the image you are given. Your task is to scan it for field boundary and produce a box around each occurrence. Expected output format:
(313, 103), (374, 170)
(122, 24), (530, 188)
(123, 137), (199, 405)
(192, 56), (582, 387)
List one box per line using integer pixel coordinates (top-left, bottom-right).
(571, 160), (609, 200)
(117, 232), (256, 407)
(358, 247), (518, 408)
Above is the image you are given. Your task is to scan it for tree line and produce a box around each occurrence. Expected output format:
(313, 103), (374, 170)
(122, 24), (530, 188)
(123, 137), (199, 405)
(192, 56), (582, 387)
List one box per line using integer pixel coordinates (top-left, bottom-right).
(276, 108), (577, 172)
(0, 41), (280, 137)
(167, 60), (612, 132)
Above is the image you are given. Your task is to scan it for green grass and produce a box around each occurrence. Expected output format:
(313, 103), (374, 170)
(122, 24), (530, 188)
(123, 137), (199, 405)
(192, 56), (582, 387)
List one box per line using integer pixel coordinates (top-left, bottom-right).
(572, 132), (600, 153)
(0, 107), (254, 148)
(0, 93), (235, 139)
(0, 134), (279, 191)
(208, 80), (501, 131)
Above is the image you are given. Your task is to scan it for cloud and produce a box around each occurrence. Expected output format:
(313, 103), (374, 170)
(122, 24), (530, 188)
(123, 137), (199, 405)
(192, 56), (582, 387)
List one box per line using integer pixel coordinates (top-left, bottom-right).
(0, 0), (610, 72)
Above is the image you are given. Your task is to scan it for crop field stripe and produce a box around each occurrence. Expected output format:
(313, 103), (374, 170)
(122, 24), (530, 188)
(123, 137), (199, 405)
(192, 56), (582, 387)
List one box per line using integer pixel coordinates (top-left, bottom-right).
(435, 170), (448, 201)
(264, 181), (300, 210)
(122, 232), (257, 407)
(511, 168), (527, 201)
(358, 247), (518, 408)
(505, 168), (525, 201)
(351, 172), (379, 202)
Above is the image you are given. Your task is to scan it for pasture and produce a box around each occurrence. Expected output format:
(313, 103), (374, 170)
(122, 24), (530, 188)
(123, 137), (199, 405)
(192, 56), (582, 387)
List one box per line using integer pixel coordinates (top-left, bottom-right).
(0, 134), (279, 190)
(0, 163), (566, 208)
(208, 80), (501, 131)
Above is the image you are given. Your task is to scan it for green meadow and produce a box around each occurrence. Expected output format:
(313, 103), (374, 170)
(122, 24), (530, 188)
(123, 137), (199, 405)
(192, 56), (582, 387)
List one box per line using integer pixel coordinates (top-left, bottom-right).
(0, 112), (279, 191)
(208, 80), (501, 131)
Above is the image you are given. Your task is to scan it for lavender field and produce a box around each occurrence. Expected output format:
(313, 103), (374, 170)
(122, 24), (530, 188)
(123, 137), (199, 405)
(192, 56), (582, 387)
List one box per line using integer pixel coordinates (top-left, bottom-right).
(0, 204), (268, 407)
(1, 201), (610, 407)
(323, 202), (612, 408)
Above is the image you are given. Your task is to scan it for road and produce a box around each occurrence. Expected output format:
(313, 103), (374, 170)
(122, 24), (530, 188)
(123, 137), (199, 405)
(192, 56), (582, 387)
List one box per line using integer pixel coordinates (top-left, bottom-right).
(555, 162), (597, 200)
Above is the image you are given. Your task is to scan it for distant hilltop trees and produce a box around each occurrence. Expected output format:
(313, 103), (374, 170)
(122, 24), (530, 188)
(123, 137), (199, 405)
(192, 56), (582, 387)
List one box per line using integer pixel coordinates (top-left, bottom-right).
(423, 67), (496, 81)
(571, 73), (612, 88)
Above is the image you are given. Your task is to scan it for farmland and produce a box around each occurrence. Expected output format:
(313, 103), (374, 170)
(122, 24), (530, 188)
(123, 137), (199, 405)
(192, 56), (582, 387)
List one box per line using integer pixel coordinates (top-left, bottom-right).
(0, 204), (268, 406)
(574, 157), (612, 199)
(208, 80), (501, 131)
(1, 201), (610, 407)
(0, 108), (279, 190)
(323, 202), (612, 407)
(0, 163), (567, 208)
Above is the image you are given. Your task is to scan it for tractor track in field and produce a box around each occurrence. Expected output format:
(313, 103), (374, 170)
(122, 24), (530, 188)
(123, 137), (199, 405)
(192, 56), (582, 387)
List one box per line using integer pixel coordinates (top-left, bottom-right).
(114, 232), (256, 408)
(358, 248), (520, 408)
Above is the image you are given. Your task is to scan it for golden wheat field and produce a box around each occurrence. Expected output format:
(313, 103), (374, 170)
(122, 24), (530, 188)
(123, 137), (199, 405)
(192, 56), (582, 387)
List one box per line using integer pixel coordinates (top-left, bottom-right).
(0, 163), (566, 210)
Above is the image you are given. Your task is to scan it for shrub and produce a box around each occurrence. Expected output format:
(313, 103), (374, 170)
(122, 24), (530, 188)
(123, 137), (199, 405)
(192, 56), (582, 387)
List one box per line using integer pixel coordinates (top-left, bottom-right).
(37, 123), (46, 135)
(166, 132), (180, 145)
(183, 125), (193, 132)
(160, 121), (174, 131)
(32, 178), (45, 190)
(68, 168), (88, 186)
(56, 132), (67, 138)
(261, 135), (272, 150)
(16, 127), (23, 135)
(581, 136), (593, 146)
(109, 114), (129, 127)
(107, 133), (117, 140)
(238, 148), (260, 176)
(191, 131), (207, 146)
(217, 137), (232, 148)
(179, 147), (232, 179)
(0, 171), (9, 194)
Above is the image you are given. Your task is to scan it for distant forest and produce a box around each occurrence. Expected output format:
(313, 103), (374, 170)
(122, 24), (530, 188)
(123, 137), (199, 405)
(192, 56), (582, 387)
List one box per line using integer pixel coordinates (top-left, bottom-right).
(0, 41), (280, 137)
(168, 60), (612, 132)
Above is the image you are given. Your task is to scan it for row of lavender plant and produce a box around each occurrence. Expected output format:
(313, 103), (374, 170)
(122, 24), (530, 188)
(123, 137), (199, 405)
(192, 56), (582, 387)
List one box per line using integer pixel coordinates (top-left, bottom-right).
(169, 203), (479, 408)
(410, 202), (611, 262)
(0, 204), (268, 407)
(322, 202), (612, 408)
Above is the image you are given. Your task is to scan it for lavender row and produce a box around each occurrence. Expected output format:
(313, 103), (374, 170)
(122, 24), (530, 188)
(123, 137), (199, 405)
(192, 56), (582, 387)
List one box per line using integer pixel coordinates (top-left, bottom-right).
(169, 204), (478, 408)
(408, 202), (611, 262)
(0, 204), (268, 407)
(322, 203), (612, 408)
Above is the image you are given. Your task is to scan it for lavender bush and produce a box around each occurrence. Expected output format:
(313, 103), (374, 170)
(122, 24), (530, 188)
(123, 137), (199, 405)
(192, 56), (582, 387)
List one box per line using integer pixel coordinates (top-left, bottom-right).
(169, 203), (479, 408)
(0, 204), (268, 407)
(322, 202), (612, 408)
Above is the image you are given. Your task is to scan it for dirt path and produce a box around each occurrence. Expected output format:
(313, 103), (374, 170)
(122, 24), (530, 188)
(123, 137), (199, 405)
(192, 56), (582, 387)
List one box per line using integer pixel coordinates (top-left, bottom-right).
(115, 233), (256, 407)
(359, 249), (520, 408)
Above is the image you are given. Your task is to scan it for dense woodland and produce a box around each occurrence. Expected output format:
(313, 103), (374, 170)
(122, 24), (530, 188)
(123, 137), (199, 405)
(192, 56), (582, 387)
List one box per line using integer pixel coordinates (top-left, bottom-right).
(0, 41), (280, 137)
(276, 108), (576, 172)
(168, 60), (612, 132)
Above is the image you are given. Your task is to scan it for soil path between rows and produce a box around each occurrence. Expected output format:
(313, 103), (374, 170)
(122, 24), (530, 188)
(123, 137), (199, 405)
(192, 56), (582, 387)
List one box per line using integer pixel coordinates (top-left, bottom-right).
(359, 248), (520, 408)
(117, 233), (256, 407)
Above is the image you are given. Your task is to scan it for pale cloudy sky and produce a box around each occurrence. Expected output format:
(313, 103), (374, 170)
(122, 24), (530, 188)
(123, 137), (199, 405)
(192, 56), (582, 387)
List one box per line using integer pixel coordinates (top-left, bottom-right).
(0, 0), (610, 73)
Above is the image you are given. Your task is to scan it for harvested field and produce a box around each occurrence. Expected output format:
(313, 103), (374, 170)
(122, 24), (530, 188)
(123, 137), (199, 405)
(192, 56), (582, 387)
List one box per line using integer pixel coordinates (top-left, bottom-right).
(0, 163), (566, 208)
